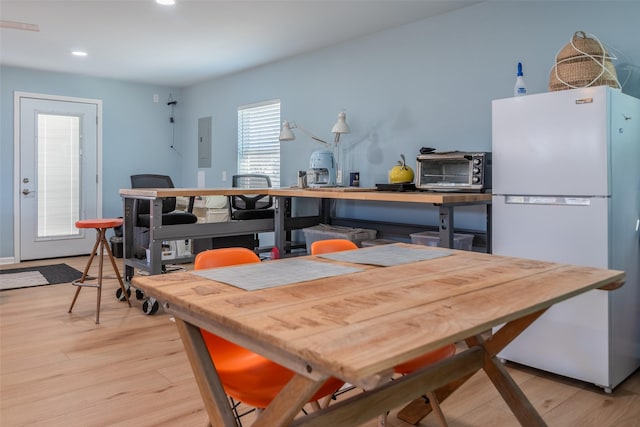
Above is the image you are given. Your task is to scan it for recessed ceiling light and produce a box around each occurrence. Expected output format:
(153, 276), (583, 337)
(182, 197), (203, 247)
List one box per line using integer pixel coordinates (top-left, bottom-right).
(72, 51), (88, 57)
(156, 0), (176, 5)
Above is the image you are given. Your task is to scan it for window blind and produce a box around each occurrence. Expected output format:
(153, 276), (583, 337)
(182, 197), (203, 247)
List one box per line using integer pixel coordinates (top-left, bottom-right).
(237, 100), (281, 187)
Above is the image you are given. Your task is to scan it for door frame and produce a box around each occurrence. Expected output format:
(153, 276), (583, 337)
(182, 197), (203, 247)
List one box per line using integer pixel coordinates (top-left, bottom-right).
(13, 92), (103, 263)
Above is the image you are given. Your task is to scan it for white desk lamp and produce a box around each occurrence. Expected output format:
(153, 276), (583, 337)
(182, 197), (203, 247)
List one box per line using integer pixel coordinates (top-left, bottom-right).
(279, 112), (351, 186)
(279, 112), (350, 146)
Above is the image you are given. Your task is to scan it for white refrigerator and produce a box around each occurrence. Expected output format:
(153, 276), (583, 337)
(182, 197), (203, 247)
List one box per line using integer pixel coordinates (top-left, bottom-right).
(491, 86), (640, 392)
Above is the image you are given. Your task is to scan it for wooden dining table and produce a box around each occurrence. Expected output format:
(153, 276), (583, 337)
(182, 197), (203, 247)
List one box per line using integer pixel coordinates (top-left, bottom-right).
(131, 243), (625, 427)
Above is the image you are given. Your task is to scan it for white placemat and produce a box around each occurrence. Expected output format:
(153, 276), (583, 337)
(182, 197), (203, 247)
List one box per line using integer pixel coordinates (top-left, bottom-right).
(192, 258), (363, 291)
(317, 244), (452, 266)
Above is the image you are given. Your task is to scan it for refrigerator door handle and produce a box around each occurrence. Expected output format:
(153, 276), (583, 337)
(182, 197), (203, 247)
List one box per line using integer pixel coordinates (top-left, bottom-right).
(504, 196), (592, 206)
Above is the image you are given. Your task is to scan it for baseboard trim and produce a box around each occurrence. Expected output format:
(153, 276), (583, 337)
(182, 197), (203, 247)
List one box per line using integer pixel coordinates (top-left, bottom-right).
(0, 257), (17, 265)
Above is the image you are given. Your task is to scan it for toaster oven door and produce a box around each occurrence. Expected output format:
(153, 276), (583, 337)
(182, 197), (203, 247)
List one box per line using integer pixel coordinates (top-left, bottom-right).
(417, 158), (472, 189)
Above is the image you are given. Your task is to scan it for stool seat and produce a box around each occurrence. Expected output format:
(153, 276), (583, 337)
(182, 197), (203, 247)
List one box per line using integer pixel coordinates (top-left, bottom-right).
(76, 218), (123, 229)
(69, 217), (130, 323)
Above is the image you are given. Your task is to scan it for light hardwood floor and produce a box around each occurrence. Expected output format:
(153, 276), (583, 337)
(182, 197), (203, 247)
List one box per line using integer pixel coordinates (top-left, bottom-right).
(1, 256), (639, 427)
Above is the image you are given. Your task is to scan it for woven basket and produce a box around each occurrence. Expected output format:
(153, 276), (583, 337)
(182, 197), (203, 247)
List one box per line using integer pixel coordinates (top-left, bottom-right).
(549, 31), (620, 92)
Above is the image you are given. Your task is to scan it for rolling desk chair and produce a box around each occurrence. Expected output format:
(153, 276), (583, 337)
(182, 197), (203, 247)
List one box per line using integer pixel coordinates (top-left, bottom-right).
(190, 174), (273, 256)
(127, 174), (199, 312)
(229, 174), (274, 252)
(129, 174), (198, 258)
(230, 174), (274, 220)
(130, 174), (198, 228)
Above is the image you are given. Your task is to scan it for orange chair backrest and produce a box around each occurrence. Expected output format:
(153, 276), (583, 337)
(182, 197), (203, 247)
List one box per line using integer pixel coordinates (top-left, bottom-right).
(311, 238), (358, 255)
(194, 247), (260, 270)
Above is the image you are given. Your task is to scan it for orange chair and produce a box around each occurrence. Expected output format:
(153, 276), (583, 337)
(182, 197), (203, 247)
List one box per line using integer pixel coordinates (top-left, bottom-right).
(310, 238), (358, 254)
(194, 248), (344, 413)
(310, 239), (453, 427)
(392, 345), (455, 427)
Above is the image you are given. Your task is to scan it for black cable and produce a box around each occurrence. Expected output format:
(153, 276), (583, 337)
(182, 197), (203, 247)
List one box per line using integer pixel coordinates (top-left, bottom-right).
(167, 94), (181, 156)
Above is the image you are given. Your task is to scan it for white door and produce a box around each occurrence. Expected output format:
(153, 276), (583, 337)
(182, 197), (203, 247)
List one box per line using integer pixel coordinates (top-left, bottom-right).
(17, 94), (101, 261)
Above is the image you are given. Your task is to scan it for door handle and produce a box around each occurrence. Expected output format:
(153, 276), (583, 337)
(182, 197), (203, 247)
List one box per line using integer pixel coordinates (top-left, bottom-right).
(22, 188), (31, 195)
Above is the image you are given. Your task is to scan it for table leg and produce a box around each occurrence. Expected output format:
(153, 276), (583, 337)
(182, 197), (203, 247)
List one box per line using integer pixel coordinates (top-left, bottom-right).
(396, 372), (475, 424)
(174, 318), (239, 427)
(470, 310), (547, 357)
(398, 310), (548, 426)
(485, 203), (492, 253)
(479, 350), (547, 426)
(104, 230), (131, 308)
(122, 197), (137, 283)
(293, 348), (484, 427)
(321, 198), (332, 224)
(148, 198), (164, 275)
(464, 312), (548, 427)
(253, 374), (325, 427)
(274, 196), (286, 256)
(438, 206), (454, 249)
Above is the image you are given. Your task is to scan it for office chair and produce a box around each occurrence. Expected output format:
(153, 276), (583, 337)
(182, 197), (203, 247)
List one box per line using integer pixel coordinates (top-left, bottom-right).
(310, 239), (453, 427)
(128, 174), (199, 309)
(230, 174), (274, 221)
(130, 174), (198, 228)
(129, 173), (198, 260)
(194, 247), (344, 420)
(227, 174), (274, 252)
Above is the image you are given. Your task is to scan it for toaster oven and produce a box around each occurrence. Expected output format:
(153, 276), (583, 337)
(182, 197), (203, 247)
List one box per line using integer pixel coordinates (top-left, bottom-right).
(416, 151), (491, 192)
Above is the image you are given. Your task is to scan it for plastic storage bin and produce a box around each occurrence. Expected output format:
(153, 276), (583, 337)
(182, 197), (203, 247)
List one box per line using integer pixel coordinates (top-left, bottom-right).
(361, 239), (398, 247)
(410, 231), (474, 251)
(303, 224), (377, 253)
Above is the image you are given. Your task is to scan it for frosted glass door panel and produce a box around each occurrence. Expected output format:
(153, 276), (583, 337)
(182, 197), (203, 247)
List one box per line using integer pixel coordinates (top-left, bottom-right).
(37, 114), (81, 239)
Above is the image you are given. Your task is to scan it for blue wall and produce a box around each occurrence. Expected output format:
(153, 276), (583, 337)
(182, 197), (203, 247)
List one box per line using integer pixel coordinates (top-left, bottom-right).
(178, 1), (639, 233)
(0, 68), (182, 258)
(2, 1), (639, 259)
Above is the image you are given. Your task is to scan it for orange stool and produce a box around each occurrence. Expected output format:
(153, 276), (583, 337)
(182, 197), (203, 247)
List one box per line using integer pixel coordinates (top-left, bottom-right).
(68, 218), (131, 323)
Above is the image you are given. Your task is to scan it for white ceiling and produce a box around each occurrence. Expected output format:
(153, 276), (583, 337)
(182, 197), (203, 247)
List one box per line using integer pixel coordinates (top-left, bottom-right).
(0, 0), (479, 87)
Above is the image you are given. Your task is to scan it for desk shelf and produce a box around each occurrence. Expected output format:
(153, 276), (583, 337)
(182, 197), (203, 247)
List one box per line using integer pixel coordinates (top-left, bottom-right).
(120, 188), (493, 304)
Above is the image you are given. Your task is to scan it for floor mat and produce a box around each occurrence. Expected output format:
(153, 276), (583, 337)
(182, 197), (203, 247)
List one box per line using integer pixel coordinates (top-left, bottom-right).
(0, 264), (83, 291)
